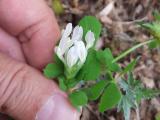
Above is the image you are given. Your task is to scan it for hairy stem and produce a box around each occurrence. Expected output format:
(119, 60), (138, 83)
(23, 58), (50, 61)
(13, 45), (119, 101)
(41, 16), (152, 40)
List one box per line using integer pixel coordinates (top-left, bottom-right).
(112, 40), (154, 63)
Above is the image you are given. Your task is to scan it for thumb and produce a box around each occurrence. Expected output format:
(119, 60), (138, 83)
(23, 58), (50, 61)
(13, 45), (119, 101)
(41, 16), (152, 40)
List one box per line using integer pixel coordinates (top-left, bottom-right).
(0, 53), (80, 120)
(0, 0), (60, 69)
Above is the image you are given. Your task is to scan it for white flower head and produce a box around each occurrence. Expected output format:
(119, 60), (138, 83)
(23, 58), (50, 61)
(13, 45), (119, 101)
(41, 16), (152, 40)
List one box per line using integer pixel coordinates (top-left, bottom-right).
(55, 23), (95, 69)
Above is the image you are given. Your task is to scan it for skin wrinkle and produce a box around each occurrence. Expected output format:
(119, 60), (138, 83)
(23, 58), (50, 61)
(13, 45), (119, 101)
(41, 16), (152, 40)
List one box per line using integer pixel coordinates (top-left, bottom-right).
(0, 57), (16, 107)
(0, 53), (69, 120)
(0, 55), (39, 120)
(8, 66), (38, 120)
(18, 33), (29, 43)
(18, 14), (49, 43)
(0, 57), (25, 112)
(0, 56), (67, 120)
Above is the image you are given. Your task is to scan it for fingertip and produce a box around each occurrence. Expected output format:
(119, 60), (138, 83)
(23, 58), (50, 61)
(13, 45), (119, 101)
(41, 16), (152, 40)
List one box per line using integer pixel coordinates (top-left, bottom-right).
(36, 93), (80, 120)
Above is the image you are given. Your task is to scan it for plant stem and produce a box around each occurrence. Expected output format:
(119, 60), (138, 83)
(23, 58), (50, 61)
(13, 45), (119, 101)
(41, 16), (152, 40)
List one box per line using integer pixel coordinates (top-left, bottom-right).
(112, 40), (154, 63)
(135, 102), (140, 120)
(136, 107), (140, 120)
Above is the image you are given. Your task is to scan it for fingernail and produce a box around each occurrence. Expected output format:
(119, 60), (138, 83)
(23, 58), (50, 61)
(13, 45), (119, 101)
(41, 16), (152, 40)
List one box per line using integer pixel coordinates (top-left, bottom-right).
(35, 93), (80, 120)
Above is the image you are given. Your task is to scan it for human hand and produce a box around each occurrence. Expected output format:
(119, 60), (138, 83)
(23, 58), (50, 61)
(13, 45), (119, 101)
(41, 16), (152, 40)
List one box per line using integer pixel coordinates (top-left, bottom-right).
(0, 0), (80, 120)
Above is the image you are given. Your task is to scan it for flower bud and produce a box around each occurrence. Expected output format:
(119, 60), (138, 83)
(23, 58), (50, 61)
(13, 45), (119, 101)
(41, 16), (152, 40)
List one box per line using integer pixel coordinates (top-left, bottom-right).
(72, 26), (83, 42)
(66, 46), (79, 68)
(85, 31), (95, 49)
(74, 41), (87, 64)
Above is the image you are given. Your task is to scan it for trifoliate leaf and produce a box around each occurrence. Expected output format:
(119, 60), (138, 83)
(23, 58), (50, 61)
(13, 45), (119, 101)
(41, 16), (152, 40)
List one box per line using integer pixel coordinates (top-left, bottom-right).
(79, 16), (102, 40)
(82, 80), (108, 101)
(69, 90), (88, 107)
(43, 63), (63, 79)
(76, 49), (101, 81)
(99, 83), (122, 112)
(96, 48), (120, 72)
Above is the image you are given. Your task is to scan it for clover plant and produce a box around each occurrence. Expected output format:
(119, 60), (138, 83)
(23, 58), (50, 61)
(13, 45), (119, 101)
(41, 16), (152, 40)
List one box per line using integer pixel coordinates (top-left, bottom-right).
(44, 14), (160, 120)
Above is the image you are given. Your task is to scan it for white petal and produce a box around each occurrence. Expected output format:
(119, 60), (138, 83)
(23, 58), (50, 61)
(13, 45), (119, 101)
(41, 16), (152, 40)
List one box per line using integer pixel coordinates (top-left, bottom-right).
(62, 23), (72, 38)
(85, 31), (95, 49)
(72, 26), (83, 41)
(66, 46), (79, 68)
(59, 37), (73, 55)
(74, 41), (87, 63)
(54, 46), (65, 62)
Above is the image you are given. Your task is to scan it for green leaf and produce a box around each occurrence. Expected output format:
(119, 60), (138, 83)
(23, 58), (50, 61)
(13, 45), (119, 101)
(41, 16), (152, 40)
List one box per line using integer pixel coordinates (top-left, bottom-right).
(58, 76), (67, 91)
(54, 54), (64, 66)
(148, 39), (160, 49)
(82, 80), (108, 101)
(66, 78), (80, 89)
(99, 83), (122, 112)
(79, 16), (102, 40)
(76, 49), (101, 81)
(156, 113), (160, 120)
(152, 11), (160, 21)
(69, 90), (88, 107)
(96, 48), (120, 72)
(119, 71), (160, 120)
(43, 54), (64, 79)
(117, 95), (132, 120)
(140, 22), (160, 40)
(121, 57), (139, 75)
(136, 89), (160, 102)
(43, 63), (63, 79)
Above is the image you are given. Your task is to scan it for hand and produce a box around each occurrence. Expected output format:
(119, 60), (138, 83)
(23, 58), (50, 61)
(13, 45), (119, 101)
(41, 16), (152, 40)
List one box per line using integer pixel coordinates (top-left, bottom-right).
(0, 0), (80, 120)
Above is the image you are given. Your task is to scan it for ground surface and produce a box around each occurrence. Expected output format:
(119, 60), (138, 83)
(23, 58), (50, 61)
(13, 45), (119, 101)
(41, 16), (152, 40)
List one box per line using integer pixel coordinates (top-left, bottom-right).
(51, 0), (160, 120)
